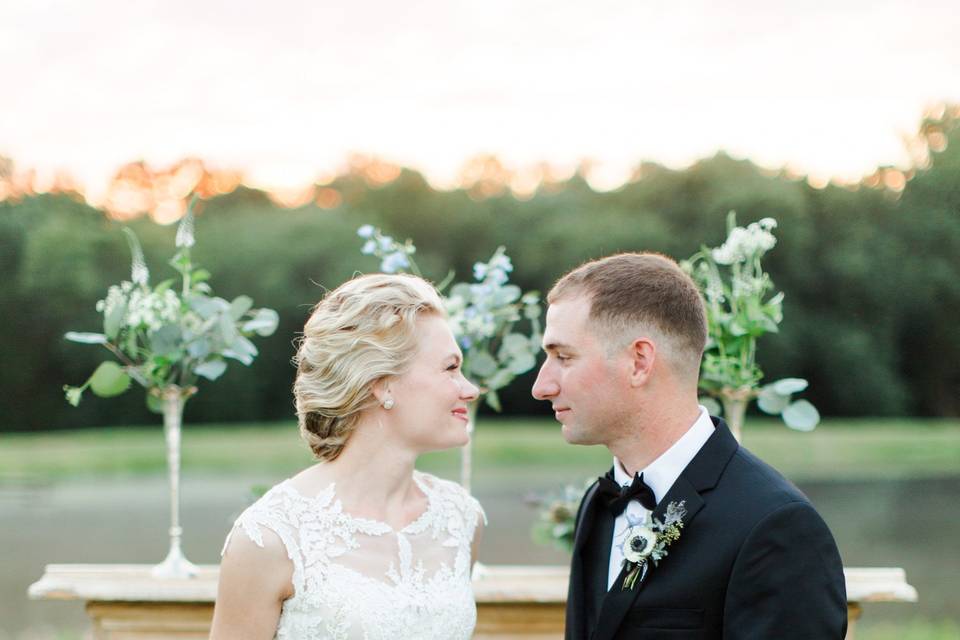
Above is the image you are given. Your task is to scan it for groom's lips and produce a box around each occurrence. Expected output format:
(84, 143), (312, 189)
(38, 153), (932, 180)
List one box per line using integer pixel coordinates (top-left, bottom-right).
(553, 406), (570, 419)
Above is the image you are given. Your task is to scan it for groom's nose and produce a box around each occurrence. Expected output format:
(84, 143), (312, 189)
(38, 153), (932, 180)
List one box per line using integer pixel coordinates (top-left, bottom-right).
(531, 364), (558, 400)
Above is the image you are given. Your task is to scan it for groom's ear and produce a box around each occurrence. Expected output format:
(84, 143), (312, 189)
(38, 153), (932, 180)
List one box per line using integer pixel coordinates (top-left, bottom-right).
(627, 338), (656, 388)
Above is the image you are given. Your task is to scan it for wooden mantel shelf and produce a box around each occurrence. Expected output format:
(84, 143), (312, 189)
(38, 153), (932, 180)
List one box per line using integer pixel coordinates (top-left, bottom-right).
(29, 564), (917, 640)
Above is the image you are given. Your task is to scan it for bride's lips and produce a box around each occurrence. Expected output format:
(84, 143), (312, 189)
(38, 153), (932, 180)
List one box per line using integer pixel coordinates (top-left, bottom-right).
(452, 407), (469, 422)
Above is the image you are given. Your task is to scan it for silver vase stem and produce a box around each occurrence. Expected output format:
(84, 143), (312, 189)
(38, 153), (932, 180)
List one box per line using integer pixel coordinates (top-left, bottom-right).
(151, 385), (198, 578)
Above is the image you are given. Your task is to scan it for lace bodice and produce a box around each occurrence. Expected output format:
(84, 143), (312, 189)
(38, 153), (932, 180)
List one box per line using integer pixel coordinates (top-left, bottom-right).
(222, 470), (486, 640)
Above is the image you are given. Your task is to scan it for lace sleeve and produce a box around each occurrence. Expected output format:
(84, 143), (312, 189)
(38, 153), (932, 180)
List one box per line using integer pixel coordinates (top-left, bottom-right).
(221, 489), (306, 597)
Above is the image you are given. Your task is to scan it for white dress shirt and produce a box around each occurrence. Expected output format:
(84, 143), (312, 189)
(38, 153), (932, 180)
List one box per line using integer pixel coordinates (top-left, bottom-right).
(607, 406), (715, 589)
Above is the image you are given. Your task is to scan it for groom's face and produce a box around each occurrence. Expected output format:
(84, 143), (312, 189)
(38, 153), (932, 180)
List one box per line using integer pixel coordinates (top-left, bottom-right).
(532, 294), (630, 446)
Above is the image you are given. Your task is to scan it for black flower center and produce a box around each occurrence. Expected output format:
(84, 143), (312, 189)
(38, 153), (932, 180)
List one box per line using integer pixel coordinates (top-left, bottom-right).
(630, 536), (648, 552)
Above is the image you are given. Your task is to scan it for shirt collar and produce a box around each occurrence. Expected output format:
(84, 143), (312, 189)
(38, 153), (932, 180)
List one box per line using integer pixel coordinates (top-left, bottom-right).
(613, 405), (715, 504)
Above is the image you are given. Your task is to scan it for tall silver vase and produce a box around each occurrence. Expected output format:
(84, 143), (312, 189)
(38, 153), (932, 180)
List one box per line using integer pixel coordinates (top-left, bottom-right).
(151, 386), (198, 578)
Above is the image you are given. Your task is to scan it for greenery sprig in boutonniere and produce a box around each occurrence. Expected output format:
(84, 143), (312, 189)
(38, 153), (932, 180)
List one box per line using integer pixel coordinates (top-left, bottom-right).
(618, 500), (687, 590)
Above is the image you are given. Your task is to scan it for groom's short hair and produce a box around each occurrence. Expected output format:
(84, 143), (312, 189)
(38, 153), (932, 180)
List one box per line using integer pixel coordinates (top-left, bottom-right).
(548, 252), (707, 381)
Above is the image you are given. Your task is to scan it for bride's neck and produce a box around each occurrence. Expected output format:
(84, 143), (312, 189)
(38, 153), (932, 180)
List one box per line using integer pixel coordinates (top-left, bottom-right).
(298, 421), (421, 517)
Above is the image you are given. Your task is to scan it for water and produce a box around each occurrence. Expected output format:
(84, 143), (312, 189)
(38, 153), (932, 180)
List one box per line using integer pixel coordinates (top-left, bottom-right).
(1, 472), (957, 638)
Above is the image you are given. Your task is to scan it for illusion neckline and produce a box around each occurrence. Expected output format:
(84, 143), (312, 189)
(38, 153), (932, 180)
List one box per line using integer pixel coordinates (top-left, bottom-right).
(279, 469), (437, 535)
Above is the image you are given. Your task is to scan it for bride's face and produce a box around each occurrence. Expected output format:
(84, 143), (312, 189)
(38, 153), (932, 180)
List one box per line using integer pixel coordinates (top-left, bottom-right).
(386, 314), (479, 453)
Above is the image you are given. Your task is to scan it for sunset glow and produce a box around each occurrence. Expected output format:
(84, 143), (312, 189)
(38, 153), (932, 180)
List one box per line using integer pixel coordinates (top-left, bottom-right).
(1, 0), (958, 218)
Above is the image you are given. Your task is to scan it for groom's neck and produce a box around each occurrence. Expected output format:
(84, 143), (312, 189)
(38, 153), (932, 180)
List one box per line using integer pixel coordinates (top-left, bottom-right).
(609, 399), (702, 476)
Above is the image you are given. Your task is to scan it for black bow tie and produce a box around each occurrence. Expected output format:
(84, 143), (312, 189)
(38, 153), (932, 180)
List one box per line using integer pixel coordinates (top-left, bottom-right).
(597, 470), (657, 516)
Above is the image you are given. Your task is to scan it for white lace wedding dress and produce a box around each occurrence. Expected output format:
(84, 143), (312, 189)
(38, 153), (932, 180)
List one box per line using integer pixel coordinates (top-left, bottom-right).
(222, 469), (485, 639)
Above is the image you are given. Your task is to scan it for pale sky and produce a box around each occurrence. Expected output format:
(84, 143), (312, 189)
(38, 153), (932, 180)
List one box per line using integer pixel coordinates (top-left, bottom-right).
(2, 0), (958, 203)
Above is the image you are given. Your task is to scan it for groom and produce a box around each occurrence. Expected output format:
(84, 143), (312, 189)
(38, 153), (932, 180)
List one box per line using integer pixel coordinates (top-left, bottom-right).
(532, 253), (847, 639)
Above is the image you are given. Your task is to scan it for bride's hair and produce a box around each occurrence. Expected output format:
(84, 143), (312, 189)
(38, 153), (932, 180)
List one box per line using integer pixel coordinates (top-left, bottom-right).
(293, 273), (445, 461)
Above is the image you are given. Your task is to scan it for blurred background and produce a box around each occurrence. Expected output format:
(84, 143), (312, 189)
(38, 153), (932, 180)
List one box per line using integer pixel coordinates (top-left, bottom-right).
(1, 1), (958, 638)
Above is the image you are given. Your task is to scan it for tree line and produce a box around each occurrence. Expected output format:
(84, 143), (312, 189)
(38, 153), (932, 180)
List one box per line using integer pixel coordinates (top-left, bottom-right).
(2, 108), (958, 432)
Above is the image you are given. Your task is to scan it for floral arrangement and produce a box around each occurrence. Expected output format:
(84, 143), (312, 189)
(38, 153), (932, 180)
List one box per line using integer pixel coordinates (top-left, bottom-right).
(64, 199), (279, 408)
(617, 501), (686, 590)
(62, 197), (279, 577)
(528, 480), (593, 552)
(682, 211), (819, 440)
(357, 224), (541, 411)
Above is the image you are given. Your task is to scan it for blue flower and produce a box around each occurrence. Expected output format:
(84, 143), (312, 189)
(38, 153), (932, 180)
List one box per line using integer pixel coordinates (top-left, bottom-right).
(378, 235), (396, 252)
(473, 263), (488, 281)
(380, 252), (410, 273)
(488, 268), (509, 286)
(490, 254), (513, 274)
(459, 336), (473, 350)
(357, 224), (375, 239)
(361, 240), (377, 255)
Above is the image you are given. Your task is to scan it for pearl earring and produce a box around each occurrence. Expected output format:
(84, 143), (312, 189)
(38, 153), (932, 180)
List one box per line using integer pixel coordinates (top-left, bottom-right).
(382, 398), (395, 410)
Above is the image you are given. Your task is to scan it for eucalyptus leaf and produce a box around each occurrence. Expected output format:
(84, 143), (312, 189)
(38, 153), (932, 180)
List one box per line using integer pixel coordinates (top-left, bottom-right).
(186, 337), (211, 360)
(195, 359), (228, 381)
(146, 393), (164, 414)
(498, 333), (530, 359)
(468, 350), (498, 378)
(523, 303), (542, 320)
(485, 367), (514, 391)
(148, 324), (182, 357)
(229, 295), (254, 320)
(757, 386), (790, 414)
(191, 269), (212, 284)
(758, 315), (780, 333)
(187, 294), (220, 319)
(89, 362), (132, 397)
(241, 308), (279, 336)
(507, 351), (537, 375)
(782, 400), (820, 431)
(771, 378), (808, 395)
(219, 313), (238, 345)
(484, 389), (502, 412)
(65, 332), (108, 344)
(223, 335), (258, 365)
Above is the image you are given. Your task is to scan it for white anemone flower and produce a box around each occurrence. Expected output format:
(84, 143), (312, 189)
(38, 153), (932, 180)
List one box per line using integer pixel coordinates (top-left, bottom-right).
(622, 525), (657, 563)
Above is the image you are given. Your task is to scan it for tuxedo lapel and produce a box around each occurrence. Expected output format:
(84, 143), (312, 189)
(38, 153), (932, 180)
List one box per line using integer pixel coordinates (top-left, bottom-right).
(573, 479), (604, 554)
(567, 479), (604, 640)
(589, 418), (739, 640)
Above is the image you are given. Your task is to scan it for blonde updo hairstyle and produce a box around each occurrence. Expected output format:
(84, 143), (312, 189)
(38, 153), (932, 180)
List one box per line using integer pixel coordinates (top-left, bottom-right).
(293, 273), (446, 462)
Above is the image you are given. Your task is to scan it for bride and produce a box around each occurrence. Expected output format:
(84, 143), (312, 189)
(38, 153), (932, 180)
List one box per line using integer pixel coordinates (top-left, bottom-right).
(210, 273), (484, 639)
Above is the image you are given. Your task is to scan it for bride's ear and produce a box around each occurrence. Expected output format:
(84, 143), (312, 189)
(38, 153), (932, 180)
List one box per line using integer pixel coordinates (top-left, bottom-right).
(371, 378), (393, 408)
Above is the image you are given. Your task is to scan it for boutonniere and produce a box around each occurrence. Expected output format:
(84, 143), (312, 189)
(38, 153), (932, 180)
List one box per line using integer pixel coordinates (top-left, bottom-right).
(618, 500), (686, 590)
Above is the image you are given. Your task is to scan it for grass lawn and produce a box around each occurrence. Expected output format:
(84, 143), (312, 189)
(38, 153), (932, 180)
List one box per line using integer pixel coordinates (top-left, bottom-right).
(1, 417), (958, 482)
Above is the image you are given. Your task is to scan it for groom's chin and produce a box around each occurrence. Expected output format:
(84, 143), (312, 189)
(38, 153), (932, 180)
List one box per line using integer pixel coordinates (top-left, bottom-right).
(560, 423), (589, 445)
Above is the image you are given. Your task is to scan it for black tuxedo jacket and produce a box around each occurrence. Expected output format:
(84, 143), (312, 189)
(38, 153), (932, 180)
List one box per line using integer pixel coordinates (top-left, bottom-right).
(565, 417), (847, 640)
